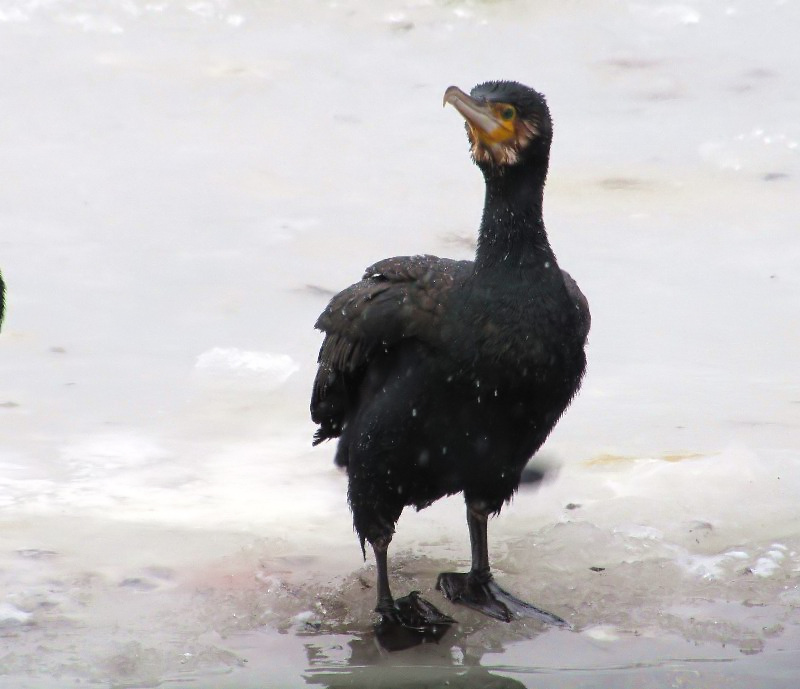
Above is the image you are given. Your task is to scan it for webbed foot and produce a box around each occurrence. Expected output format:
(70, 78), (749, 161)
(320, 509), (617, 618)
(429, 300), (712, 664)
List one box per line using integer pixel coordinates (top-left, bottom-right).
(436, 572), (568, 627)
(374, 591), (456, 651)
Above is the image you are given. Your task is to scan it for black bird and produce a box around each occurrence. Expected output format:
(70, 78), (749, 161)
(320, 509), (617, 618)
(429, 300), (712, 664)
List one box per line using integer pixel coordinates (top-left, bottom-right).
(311, 81), (590, 635)
(0, 269), (5, 332)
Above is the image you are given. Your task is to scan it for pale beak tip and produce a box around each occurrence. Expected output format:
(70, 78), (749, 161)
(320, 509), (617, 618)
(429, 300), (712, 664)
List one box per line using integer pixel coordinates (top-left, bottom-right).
(443, 85), (461, 108)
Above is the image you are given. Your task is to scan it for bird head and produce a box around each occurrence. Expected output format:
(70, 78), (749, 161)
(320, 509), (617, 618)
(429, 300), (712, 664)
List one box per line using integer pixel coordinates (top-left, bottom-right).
(444, 81), (552, 172)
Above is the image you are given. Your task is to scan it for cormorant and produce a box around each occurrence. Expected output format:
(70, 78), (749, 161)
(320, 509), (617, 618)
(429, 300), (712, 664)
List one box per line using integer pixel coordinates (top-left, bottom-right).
(311, 81), (590, 637)
(0, 269), (5, 331)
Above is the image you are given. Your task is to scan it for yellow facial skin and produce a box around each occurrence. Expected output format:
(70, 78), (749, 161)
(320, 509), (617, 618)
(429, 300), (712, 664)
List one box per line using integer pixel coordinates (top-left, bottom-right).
(476, 103), (517, 145)
(443, 86), (535, 166)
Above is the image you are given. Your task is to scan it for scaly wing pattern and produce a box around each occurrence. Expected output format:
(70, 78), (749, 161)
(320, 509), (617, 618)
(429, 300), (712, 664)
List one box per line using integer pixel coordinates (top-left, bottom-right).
(311, 254), (468, 445)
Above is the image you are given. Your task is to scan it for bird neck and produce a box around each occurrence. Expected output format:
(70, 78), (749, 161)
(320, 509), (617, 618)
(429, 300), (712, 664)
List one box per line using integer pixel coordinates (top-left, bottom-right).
(474, 163), (553, 273)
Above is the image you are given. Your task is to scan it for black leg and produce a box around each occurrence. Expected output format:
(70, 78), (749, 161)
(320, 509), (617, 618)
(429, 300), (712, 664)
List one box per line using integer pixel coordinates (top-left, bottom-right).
(436, 504), (569, 626)
(372, 540), (394, 614)
(467, 506), (491, 581)
(370, 537), (456, 650)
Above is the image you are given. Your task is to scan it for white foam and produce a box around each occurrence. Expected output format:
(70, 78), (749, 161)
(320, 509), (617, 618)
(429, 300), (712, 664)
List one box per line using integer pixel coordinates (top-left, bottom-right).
(583, 625), (621, 642)
(195, 348), (299, 387)
(0, 602), (32, 625)
(677, 550), (749, 581)
(61, 434), (170, 474)
(751, 550), (786, 577)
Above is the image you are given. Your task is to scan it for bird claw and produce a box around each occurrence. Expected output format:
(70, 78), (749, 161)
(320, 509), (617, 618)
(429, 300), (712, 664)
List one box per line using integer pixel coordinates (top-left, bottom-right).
(436, 572), (569, 627)
(374, 591), (456, 651)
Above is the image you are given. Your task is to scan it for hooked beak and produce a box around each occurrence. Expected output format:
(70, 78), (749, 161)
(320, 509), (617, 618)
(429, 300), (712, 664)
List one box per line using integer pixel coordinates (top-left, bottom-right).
(443, 85), (512, 145)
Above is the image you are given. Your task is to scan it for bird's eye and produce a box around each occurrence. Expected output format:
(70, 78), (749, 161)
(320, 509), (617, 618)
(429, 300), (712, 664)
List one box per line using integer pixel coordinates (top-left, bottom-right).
(501, 106), (515, 121)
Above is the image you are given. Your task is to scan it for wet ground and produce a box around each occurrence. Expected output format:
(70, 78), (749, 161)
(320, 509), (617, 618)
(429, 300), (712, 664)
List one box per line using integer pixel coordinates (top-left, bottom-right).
(1, 0), (799, 686)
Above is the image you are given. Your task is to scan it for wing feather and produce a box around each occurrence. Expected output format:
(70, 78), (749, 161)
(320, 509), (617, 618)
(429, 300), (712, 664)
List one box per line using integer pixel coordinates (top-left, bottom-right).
(311, 255), (469, 445)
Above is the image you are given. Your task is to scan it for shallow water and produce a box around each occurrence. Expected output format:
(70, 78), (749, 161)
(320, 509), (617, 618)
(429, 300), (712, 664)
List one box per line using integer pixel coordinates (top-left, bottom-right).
(1, 0), (799, 686)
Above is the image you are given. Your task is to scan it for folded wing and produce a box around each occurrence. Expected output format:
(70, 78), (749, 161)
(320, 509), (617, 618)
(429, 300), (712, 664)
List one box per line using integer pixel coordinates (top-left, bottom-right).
(311, 254), (469, 445)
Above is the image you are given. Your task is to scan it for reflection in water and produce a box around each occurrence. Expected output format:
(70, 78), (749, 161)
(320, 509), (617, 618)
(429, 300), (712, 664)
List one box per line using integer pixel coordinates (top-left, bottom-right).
(373, 615), (454, 652)
(302, 625), (532, 689)
(305, 665), (527, 689)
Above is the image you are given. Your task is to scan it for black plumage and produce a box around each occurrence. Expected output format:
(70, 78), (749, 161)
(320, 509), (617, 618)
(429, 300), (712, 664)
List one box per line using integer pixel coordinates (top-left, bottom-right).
(0, 270), (5, 332)
(311, 81), (589, 636)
